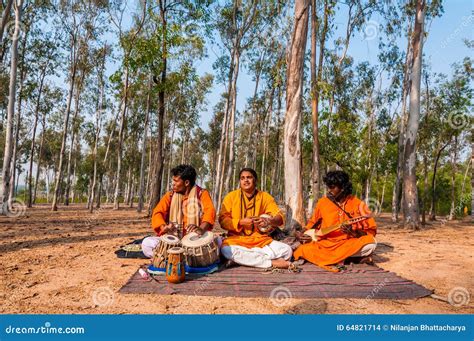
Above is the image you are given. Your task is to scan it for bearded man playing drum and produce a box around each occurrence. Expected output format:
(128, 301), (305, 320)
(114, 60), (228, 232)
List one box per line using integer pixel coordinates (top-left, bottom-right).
(219, 168), (293, 269)
(141, 164), (216, 258)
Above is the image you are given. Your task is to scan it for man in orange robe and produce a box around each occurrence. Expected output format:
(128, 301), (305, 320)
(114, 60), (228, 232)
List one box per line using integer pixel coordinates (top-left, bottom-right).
(294, 170), (377, 271)
(219, 168), (293, 269)
(141, 164), (216, 258)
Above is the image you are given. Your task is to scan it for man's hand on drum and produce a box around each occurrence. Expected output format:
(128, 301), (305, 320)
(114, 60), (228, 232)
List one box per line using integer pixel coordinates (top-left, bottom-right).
(253, 216), (270, 229)
(187, 222), (210, 236)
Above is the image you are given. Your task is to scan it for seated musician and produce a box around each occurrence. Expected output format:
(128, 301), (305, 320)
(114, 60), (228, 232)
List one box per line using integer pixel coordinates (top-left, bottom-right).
(219, 168), (293, 269)
(294, 170), (377, 271)
(141, 164), (216, 258)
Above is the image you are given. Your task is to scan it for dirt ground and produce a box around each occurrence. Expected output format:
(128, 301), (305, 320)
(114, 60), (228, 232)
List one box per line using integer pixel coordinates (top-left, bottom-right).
(1, 204), (472, 314)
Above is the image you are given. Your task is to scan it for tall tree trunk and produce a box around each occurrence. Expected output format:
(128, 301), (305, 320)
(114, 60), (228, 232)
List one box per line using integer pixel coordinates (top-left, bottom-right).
(9, 77), (22, 201)
(213, 90), (230, 204)
(52, 32), (78, 211)
(284, 0), (309, 230)
(429, 141), (449, 220)
(392, 22), (413, 223)
(33, 112), (46, 204)
(113, 68), (129, 210)
(245, 52), (263, 167)
(448, 136), (458, 220)
(421, 153), (428, 224)
(310, 0), (322, 206)
(89, 49), (105, 213)
(0, 0), (13, 44)
(224, 50), (240, 195)
(148, 4), (167, 216)
(64, 70), (85, 205)
(137, 77), (151, 213)
(28, 64), (47, 207)
(260, 88), (274, 192)
(402, 0), (425, 229)
(1, 0), (22, 215)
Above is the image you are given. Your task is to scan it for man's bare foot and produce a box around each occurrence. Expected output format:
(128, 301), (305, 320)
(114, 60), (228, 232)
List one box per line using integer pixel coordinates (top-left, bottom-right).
(225, 259), (238, 268)
(271, 258), (291, 269)
(359, 255), (374, 265)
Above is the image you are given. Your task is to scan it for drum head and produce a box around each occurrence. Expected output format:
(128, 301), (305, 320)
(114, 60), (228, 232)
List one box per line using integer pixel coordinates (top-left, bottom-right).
(162, 234), (180, 244)
(167, 247), (184, 254)
(182, 231), (214, 247)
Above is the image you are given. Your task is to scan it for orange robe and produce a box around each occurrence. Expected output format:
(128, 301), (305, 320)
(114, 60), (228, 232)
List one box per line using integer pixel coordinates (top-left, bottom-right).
(151, 188), (216, 236)
(219, 189), (284, 249)
(293, 195), (376, 269)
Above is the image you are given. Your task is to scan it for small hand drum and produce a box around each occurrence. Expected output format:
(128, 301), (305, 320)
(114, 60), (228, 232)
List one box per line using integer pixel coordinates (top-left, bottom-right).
(152, 234), (180, 269)
(256, 214), (275, 234)
(165, 247), (186, 284)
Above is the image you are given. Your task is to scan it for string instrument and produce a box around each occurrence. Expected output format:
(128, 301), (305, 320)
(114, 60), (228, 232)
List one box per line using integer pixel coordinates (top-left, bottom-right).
(315, 215), (371, 238)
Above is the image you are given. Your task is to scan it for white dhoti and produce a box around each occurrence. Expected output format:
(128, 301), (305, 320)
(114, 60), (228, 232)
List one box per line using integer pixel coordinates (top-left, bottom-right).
(351, 241), (377, 257)
(220, 240), (293, 269)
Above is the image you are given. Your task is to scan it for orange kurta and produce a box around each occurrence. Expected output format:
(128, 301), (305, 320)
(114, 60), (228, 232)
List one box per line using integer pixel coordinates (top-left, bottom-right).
(294, 195), (376, 269)
(219, 189), (284, 249)
(151, 188), (216, 236)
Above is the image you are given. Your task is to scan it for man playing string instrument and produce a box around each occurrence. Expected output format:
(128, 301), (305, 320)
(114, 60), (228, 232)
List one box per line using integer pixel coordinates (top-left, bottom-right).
(219, 168), (293, 269)
(141, 164), (216, 258)
(294, 170), (377, 271)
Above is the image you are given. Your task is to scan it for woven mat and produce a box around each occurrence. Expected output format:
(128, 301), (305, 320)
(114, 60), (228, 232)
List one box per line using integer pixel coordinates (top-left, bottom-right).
(119, 263), (432, 299)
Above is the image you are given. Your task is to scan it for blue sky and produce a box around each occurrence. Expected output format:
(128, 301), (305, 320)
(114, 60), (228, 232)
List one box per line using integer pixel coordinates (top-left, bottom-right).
(193, 1), (472, 127)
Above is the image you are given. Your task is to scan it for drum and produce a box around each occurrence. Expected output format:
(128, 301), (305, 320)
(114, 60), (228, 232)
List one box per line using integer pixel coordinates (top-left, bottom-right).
(181, 231), (219, 268)
(165, 247), (186, 284)
(152, 234), (180, 269)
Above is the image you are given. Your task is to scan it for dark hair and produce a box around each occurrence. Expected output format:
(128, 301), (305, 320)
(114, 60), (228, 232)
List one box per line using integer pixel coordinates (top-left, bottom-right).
(171, 164), (197, 187)
(239, 168), (258, 181)
(323, 170), (352, 198)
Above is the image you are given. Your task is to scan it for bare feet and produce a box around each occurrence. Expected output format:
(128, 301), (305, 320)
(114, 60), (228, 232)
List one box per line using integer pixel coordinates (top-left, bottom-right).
(225, 259), (238, 268)
(271, 258), (291, 269)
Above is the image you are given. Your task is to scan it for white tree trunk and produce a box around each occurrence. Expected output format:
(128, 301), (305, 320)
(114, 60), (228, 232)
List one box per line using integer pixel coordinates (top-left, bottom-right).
(283, 0), (309, 230)
(1, 0), (22, 215)
(402, 0), (425, 229)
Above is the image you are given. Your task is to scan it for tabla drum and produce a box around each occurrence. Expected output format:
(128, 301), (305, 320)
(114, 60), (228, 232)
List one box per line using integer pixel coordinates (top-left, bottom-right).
(181, 231), (219, 268)
(165, 247), (186, 284)
(152, 234), (181, 269)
